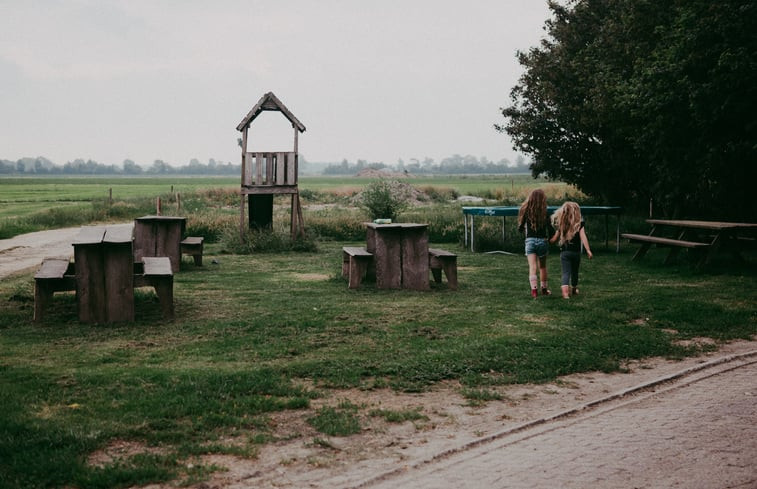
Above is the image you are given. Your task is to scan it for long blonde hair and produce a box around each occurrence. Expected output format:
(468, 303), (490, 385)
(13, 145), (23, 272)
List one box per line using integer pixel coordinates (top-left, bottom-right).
(551, 201), (582, 246)
(518, 189), (547, 232)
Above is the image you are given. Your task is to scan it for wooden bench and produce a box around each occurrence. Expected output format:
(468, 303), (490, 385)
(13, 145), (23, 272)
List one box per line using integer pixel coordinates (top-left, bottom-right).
(180, 236), (204, 266)
(428, 248), (458, 290)
(342, 246), (373, 289)
(34, 258), (76, 322)
(621, 233), (711, 265)
(133, 256), (174, 319)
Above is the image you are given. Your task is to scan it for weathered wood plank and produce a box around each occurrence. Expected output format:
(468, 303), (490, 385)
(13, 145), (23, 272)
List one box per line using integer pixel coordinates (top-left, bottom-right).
(276, 152), (286, 185)
(400, 226), (430, 290)
(74, 226), (105, 245)
(243, 152), (253, 186)
(104, 225), (133, 244)
(256, 153), (264, 185)
(35, 258), (70, 279)
(75, 241), (106, 323)
(343, 246), (373, 257)
(621, 233), (710, 248)
(142, 256), (173, 276)
(286, 153), (296, 185)
(104, 241), (134, 323)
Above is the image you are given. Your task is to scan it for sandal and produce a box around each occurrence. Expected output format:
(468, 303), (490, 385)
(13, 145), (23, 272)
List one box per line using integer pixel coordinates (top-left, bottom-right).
(541, 287), (552, 296)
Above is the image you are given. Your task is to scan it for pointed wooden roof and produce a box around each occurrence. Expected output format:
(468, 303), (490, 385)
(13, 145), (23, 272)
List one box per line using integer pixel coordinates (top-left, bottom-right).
(236, 92), (306, 133)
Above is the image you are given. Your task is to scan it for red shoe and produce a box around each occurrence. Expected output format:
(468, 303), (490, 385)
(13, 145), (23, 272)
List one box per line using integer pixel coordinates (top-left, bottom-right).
(531, 288), (538, 298)
(541, 287), (552, 296)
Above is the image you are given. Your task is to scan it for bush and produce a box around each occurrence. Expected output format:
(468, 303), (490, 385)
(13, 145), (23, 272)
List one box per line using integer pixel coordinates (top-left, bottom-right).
(357, 179), (411, 221)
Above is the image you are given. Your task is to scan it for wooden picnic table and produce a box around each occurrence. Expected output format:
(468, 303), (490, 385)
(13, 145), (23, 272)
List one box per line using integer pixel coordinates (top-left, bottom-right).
(73, 224), (135, 323)
(365, 222), (430, 290)
(34, 224), (175, 323)
(622, 219), (757, 266)
(133, 215), (186, 273)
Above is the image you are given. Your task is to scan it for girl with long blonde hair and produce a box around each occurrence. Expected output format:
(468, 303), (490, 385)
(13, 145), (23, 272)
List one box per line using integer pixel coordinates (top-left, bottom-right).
(550, 202), (593, 298)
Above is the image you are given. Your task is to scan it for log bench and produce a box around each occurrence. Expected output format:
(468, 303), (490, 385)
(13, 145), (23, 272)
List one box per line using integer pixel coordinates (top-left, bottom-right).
(342, 246), (373, 289)
(428, 248), (458, 290)
(34, 258), (76, 322)
(621, 233), (711, 265)
(180, 236), (204, 266)
(134, 256), (175, 320)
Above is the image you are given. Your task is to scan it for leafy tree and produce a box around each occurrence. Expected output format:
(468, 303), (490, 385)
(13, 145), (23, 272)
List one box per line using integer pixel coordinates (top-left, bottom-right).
(122, 159), (142, 174)
(147, 159), (173, 174)
(499, 0), (757, 219)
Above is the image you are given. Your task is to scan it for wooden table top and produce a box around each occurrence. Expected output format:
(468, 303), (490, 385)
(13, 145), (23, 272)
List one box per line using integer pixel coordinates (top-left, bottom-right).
(364, 222), (428, 230)
(136, 215), (187, 222)
(73, 225), (133, 245)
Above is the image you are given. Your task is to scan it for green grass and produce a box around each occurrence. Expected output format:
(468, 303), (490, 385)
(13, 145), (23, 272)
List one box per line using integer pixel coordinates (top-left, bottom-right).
(0, 175), (755, 487)
(1, 238), (755, 488)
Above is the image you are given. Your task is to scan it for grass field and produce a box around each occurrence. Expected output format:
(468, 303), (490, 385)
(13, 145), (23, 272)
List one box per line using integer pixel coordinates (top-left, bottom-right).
(0, 176), (239, 220)
(0, 174), (587, 247)
(0, 174), (575, 221)
(1, 240), (755, 488)
(0, 174), (754, 488)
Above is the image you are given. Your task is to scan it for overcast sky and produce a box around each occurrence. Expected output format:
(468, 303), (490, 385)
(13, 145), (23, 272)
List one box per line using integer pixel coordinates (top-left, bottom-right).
(0, 1), (551, 167)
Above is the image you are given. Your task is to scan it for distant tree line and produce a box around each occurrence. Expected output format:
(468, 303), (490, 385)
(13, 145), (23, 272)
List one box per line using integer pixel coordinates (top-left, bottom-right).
(2, 154), (532, 176)
(0, 157), (240, 175)
(322, 154), (531, 175)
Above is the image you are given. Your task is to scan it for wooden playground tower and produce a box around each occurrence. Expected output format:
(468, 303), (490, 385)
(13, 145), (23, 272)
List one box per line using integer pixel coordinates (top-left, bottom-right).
(237, 92), (306, 239)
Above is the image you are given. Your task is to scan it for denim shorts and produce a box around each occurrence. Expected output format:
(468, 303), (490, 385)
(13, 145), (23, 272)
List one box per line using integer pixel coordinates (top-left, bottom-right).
(524, 237), (549, 258)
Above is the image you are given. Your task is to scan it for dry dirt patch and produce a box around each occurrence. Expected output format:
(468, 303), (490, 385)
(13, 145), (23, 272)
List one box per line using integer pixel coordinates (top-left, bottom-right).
(133, 339), (756, 489)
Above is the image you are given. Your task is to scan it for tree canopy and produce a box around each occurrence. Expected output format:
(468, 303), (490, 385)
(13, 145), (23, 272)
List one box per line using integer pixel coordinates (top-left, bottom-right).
(499, 0), (757, 219)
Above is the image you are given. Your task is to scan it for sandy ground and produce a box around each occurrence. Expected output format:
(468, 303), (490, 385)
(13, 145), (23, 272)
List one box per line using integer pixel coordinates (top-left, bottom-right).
(3, 228), (755, 488)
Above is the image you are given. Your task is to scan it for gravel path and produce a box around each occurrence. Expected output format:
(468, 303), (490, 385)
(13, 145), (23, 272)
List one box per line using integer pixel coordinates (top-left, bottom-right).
(0, 224), (132, 279)
(0, 226), (80, 279)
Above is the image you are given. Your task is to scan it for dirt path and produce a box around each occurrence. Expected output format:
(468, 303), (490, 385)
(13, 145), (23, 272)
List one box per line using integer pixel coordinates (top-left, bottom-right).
(0, 226), (81, 279)
(0, 224), (135, 279)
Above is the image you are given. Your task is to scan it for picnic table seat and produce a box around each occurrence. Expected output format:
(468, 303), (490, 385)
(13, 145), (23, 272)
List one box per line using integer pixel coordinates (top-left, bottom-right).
(134, 256), (174, 319)
(180, 236), (204, 266)
(34, 257), (76, 322)
(621, 233), (710, 265)
(342, 246), (373, 289)
(428, 248), (458, 290)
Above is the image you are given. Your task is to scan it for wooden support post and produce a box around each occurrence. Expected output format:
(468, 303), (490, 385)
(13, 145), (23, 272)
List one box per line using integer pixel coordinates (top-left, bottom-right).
(240, 127), (249, 240)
